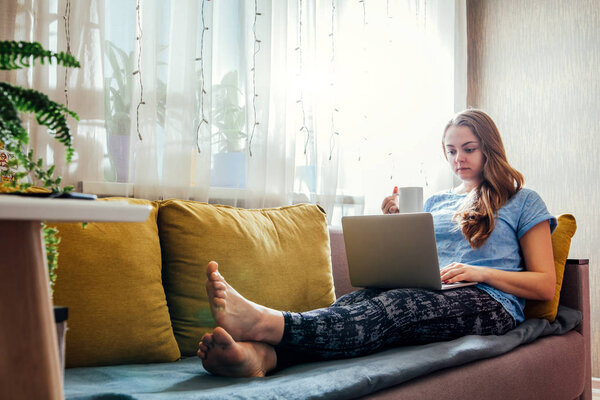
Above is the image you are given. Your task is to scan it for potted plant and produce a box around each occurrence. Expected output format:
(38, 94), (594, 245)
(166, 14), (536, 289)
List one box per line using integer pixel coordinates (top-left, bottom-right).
(103, 40), (167, 182)
(103, 40), (134, 182)
(0, 40), (81, 369)
(210, 70), (247, 188)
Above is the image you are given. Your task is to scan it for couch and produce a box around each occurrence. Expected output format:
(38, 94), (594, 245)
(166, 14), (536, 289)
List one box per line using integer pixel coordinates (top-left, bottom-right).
(329, 227), (591, 400)
(54, 200), (590, 400)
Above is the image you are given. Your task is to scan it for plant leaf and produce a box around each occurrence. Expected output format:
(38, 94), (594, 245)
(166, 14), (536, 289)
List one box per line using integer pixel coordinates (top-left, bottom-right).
(0, 82), (77, 162)
(0, 41), (80, 70)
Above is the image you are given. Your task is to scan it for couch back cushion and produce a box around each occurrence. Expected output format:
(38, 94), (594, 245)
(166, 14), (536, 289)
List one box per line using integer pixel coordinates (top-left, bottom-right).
(52, 198), (181, 367)
(158, 201), (336, 356)
(524, 214), (577, 322)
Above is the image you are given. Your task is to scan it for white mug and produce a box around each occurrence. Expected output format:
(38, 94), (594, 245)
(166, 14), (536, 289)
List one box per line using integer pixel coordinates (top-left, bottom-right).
(396, 186), (423, 213)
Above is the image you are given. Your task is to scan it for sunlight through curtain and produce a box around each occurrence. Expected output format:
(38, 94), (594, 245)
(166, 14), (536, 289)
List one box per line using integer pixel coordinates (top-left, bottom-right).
(6, 0), (466, 224)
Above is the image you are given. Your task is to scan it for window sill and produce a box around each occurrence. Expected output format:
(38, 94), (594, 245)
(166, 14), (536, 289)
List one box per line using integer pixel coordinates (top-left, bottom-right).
(80, 181), (364, 206)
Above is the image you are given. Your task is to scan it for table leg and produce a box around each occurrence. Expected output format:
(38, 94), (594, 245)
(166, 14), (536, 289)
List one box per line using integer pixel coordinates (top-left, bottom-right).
(0, 220), (63, 399)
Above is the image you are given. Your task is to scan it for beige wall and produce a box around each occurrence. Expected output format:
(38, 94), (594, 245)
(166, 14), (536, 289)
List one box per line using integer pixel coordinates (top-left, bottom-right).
(467, 0), (600, 376)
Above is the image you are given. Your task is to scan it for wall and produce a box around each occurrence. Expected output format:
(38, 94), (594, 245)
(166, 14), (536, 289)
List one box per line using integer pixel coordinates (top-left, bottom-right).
(467, 0), (600, 376)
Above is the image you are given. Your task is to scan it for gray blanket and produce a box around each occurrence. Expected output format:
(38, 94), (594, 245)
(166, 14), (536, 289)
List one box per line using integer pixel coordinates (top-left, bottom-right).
(65, 305), (581, 400)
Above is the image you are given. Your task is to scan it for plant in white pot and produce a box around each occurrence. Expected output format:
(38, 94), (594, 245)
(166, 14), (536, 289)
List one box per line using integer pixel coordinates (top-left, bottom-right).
(103, 40), (134, 183)
(210, 70), (247, 188)
(103, 40), (167, 182)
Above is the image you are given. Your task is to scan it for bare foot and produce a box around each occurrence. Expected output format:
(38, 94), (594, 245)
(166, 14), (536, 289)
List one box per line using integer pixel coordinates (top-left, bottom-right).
(205, 261), (284, 344)
(197, 327), (277, 377)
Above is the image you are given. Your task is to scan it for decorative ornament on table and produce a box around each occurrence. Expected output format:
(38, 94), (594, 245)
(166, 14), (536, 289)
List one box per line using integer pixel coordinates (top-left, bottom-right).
(0, 141), (16, 185)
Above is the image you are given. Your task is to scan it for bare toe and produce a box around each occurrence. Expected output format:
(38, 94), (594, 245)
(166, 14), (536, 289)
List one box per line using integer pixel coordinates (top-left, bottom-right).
(200, 327), (277, 378)
(206, 261), (219, 280)
(212, 297), (226, 308)
(201, 333), (214, 349)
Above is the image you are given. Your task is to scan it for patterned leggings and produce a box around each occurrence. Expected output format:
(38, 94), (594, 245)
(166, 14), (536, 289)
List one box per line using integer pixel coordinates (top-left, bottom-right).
(275, 287), (514, 367)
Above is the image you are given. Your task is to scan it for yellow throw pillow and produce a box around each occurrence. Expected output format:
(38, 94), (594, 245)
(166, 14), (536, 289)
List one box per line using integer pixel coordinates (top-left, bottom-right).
(158, 201), (336, 356)
(524, 214), (577, 322)
(0, 185), (50, 193)
(51, 198), (181, 367)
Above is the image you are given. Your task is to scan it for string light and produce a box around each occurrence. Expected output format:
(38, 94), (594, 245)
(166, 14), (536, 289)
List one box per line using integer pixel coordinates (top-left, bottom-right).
(195, 0), (210, 153)
(297, 0), (310, 156)
(62, 0), (71, 110)
(358, 0), (368, 162)
(420, 0), (427, 30)
(248, 0), (262, 157)
(357, 136), (367, 162)
(415, 0), (427, 30)
(359, 0), (367, 25)
(424, 0), (427, 30)
(134, 0), (145, 141)
(328, 0), (338, 161)
(420, 162), (429, 188)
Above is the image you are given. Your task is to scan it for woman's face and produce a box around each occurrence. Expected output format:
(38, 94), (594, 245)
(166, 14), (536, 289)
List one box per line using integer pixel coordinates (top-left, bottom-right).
(444, 125), (484, 184)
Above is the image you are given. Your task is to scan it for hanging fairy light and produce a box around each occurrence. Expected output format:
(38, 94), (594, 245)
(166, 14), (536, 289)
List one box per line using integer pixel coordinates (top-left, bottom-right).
(359, 0), (367, 24)
(248, 0), (262, 157)
(296, 0), (310, 156)
(415, 0), (427, 30)
(328, 0), (339, 161)
(133, 0), (145, 141)
(62, 0), (71, 110)
(195, 0), (210, 153)
(357, 0), (368, 162)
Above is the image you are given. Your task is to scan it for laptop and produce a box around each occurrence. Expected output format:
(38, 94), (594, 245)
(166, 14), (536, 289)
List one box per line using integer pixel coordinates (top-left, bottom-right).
(341, 213), (477, 290)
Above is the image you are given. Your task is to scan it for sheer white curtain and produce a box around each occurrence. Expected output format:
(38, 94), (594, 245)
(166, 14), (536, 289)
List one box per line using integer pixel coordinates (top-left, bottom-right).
(329, 0), (466, 221)
(127, 0), (308, 207)
(9, 0), (107, 187)
(5, 0), (466, 224)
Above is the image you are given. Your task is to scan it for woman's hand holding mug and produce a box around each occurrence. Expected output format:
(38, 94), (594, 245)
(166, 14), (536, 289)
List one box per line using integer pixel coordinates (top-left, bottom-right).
(381, 186), (400, 214)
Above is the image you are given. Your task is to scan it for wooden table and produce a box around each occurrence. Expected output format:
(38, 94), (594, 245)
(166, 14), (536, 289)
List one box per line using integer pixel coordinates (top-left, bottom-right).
(0, 196), (151, 400)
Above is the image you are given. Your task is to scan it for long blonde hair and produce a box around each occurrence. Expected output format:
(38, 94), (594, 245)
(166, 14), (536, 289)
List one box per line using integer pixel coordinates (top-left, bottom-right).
(442, 109), (524, 248)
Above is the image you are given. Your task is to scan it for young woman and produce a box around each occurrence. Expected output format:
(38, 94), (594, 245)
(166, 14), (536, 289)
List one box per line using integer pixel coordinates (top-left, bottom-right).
(197, 109), (556, 378)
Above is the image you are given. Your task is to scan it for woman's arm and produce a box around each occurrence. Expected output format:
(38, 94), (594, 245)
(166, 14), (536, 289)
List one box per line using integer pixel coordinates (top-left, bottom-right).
(440, 220), (556, 301)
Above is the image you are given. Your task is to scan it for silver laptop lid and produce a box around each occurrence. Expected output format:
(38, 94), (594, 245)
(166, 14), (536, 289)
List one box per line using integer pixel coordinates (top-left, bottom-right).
(341, 213), (442, 290)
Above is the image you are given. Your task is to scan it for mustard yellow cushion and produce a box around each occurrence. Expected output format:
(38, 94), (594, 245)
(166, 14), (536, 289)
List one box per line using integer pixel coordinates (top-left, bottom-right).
(524, 214), (577, 322)
(51, 198), (181, 367)
(0, 185), (50, 193)
(158, 201), (336, 356)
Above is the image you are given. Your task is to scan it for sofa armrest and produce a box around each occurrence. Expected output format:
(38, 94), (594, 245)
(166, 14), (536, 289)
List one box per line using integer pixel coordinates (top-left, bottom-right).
(560, 259), (590, 330)
(329, 227), (361, 299)
(560, 259), (591, 400)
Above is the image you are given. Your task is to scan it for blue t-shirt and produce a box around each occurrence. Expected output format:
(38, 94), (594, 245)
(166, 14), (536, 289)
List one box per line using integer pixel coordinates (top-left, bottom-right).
(423, 187), (557, 324)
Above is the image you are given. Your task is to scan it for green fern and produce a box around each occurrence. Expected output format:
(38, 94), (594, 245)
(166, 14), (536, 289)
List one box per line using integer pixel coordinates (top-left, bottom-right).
(0, 40), (78, 193)
(42, 222), (61, 294)
(0, 41), (80, 70)
(1, 41), (80, 295)
(0, 83), (77, 161)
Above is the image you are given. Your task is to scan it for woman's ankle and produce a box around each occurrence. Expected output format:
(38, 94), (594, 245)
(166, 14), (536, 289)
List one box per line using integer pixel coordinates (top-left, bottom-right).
(255, 308), (285, 345)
